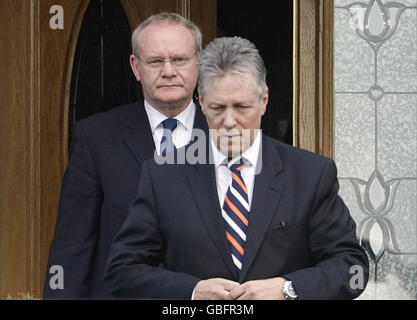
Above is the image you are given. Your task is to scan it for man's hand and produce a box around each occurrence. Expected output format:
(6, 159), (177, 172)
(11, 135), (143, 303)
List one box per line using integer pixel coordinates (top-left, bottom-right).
(228, 277), (286, 300)
(193, 278), (240, 300)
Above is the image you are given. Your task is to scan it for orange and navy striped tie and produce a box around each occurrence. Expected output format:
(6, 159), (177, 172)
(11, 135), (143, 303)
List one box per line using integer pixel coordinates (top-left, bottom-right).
(222, 159), (250, 271)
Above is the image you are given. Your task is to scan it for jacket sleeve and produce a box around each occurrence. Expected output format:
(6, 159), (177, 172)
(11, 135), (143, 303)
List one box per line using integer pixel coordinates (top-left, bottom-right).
(44, 121), (102, 298)
(104, 160), (200, 299)
(283, 159), (369, 300)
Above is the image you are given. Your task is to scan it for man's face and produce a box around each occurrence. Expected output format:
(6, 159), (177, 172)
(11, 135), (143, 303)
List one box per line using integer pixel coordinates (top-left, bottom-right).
(130, 22), (199, 115)
(199, 74), (268, 157)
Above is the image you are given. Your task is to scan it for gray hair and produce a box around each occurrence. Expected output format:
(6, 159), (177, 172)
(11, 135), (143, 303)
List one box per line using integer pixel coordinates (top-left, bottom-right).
(131, 12), (202, 57)
(198, 37), (268, 98)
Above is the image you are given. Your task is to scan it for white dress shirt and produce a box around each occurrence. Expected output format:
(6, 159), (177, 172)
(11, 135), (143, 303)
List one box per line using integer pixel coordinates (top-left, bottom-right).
(144, 99), (196, 155)
(210, 131), (262, 215)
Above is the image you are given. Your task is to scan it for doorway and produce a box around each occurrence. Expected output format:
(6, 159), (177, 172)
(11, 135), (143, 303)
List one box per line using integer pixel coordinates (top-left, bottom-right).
(217, 0), (294, 145)
(68, 0), (140, 153)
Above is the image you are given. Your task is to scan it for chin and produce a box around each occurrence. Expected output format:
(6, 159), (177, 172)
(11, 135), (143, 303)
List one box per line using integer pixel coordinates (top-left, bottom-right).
(218, 145), (242, 158)
(159, 86), (185, 95)
(159, 93), (189, 104)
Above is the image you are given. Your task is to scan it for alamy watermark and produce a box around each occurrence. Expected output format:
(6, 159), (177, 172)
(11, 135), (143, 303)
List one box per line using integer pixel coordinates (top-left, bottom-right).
(49, 5), (64, 30)
(154, 129), (264, 175)
(349, 265), (366, 290)
(49, 265), (64, 290)
(48, 264), (366, 292)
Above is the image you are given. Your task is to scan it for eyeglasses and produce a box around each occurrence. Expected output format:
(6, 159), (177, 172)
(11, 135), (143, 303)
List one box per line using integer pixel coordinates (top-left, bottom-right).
(134, 53), (196, 70)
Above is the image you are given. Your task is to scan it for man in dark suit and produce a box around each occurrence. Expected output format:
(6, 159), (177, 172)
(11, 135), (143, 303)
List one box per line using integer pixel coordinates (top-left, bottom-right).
(105, 37), (369, 300)
(44, 13), (208, 299)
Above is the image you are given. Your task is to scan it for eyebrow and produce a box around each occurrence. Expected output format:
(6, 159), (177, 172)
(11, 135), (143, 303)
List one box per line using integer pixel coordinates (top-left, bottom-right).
(207, 102), (253, 109)
(146, 53), (192, 59)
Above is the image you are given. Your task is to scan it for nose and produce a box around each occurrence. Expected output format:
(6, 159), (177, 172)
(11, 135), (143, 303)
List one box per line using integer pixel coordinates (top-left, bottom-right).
(223, 108), (237, 129)
(161, 61), (177, 78)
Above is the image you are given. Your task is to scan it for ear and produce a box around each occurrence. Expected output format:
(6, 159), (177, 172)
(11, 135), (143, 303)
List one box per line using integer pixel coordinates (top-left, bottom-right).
(260, 89), (269, 116)
(199, 94), (207, 116)
(130, 54), (141, 82)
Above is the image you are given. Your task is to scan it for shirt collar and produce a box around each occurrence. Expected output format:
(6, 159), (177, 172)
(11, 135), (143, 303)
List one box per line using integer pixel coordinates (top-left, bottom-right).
(144, 99), (196, 133)
(210, 130), (262, 169)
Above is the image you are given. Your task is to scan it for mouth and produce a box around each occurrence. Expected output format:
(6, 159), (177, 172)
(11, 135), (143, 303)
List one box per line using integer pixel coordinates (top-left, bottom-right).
(219, 134), (241, 143)
(158, 84), (182, 89)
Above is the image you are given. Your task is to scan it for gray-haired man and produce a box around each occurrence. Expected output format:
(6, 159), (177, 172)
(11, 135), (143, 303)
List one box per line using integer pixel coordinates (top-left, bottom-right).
(105, 37), (369, 300)
(45, 13), (208, 299)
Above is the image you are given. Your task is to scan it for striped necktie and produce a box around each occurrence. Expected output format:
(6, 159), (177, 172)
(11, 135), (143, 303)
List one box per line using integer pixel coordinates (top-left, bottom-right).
(160, 118), (177, 156)
(222, 158), (250, 271)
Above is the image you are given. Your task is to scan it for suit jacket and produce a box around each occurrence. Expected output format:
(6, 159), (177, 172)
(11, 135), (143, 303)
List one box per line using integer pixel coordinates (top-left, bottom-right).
(105, 135), (369, 300)
(44, 100), (208, 298)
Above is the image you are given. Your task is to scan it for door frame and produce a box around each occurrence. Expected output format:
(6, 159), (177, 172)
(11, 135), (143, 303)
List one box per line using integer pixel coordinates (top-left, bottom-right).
(294, 0), (334, 158)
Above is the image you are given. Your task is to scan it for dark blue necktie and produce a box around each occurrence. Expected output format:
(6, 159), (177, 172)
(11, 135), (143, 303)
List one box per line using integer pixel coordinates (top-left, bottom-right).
(160, 118), (178, 156)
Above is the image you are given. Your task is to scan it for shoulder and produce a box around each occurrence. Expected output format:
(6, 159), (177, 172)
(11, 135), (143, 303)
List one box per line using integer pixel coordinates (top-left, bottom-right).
(72, 102), (143, 146)
(77, 102), (141, 130)
(263, 135), (334, 172)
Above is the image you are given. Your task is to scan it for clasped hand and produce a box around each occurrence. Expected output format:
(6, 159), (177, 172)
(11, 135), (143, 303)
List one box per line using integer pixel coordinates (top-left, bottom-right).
(193, 277), (286, 300)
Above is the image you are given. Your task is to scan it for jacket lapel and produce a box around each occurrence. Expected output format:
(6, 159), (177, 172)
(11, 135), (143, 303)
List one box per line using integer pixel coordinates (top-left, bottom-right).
(185, 136), (287, 282)
(239, 137), (285, 282)
(122, 100), (208, 166)
(185, 146), (239, 279)
(122, 101), (155, 166)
